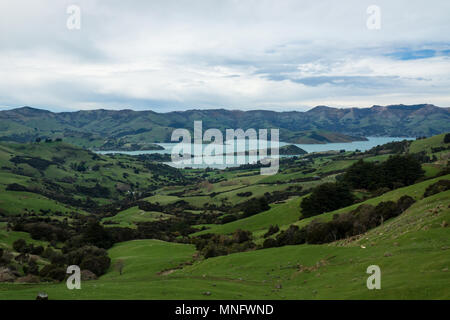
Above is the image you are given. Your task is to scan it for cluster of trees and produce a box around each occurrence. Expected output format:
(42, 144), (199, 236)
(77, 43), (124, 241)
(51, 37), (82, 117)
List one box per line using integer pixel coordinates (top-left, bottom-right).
(12, 239), (44, 255)
(237, 191), (252, 197)
(241, 197), (270, 217)
(424, 179), (450, 198)
(37, 246), (110, 282)
(76, 183), (111, 198)
(265, 196), (415, 248)
(193, 229), (255, 258)
(263, 225), (279, 238)
(300, 183), (355, 218)
(365, 140), (411, 155)
(7, 219), (113, 282)
(300, 155), (424, 218)
(70, 161), (88, 172)
(10, 155), (54, 171)
(444, 133), (450, 144)
(3, 236), (110, 283)
(341, 155), (424, 191)
(13, 220), (70, 243)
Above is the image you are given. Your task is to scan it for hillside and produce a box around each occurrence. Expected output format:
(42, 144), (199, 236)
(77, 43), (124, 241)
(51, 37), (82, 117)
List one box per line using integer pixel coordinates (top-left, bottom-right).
(0, 133), (448, 299)
(1, 180), (448, 299)
(0, 140), (190, 214)
(1, 104), (449, 149)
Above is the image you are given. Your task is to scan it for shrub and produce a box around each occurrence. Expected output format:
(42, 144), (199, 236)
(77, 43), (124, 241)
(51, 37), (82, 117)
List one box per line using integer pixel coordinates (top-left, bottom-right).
(241, 197), (270, 217)
(424, 180), (450, 197)
(232, 229), (252, 244)
(278, 196), (415, 247)
(65, 246), (111, 276)
(444, 133), (450, 144)
(39, 264), (66, 282)
(82, 221), (114, 249)
(220, 214), (237, 224)
(263, 225), (279, 238)
(79, 256), (111, 277)
(262, 238), (278, 249)
(5, 183), (29, 192)
(237, 192), (252, 197)
(13, 239), (27, 253)
(193, 231), (256, 259)
(275, 225), (306, 246)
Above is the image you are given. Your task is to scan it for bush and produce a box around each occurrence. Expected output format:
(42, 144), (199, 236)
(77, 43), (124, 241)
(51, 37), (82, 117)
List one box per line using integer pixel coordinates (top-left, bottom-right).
(277, 196), (415, 247)
(263, 225), (279, 238)
(220, 214), (237, 224)
(30, 245), (44, 256)
(65, 246), (111, 276)
(305, 221), (335, 244)
(396, 195), (416, 212)
(424, 180), (450, 197)
(82, 221), (114, 249)
(275, 225), (306, 246)
(237, 192), (252, 197)
(262, 238), (278, 249)
(13, 239), (27, 253)
(23, 259), (39, 276)
(232, 229), (252, 244)
(5, 183), (29, 192)
(444, 133), (450, 144)
(241, 197), (270, 217)
(193, 231), (256, 259)
(39, 264), (66, 282)
(80, 256), (111, 277)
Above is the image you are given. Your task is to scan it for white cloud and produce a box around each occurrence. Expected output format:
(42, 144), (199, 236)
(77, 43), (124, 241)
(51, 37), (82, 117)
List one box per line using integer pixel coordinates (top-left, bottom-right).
(0, 0), (449, 111)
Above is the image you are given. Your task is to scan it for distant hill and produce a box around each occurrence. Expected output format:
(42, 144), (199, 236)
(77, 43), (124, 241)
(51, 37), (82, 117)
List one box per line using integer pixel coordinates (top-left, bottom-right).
(0, 104), (448, 149)
(279, 145), (308, 155)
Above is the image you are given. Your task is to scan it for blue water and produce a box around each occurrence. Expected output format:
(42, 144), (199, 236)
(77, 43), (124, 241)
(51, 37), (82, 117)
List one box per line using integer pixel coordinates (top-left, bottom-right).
(96, 136), (414, 169)
(292, 136), (414, 153)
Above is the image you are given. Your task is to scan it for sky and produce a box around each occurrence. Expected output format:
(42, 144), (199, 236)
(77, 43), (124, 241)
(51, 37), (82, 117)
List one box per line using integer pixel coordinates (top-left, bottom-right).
(0, 0), (449, 112)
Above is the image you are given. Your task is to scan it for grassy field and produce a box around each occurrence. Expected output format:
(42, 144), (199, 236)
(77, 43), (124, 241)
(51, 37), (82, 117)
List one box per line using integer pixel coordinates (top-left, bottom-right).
(0, 135), (448, 300)
(102, 206), (172, 228)
(192, 196), (304, 237)
(0, 186), (84, 216)
(194, 175), (450, 241)
(1, 187), (448, 300)
(0, 222), (48, 250)
(409, 133), (447, 154)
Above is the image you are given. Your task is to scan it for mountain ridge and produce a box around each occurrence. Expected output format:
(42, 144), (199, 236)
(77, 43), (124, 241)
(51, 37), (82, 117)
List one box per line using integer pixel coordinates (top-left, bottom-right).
(0, 104), (449, 148)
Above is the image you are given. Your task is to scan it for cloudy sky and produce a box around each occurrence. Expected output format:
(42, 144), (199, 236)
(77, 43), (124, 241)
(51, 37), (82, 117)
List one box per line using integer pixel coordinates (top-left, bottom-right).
(1, 0), (449, 112)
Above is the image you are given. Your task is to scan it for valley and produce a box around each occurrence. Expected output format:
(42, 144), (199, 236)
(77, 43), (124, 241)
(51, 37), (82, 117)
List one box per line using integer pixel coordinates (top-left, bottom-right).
(0, 130), (449, 299)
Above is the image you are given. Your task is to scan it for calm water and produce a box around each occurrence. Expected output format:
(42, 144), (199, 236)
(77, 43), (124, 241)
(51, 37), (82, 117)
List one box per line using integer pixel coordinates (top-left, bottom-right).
(96, 137), (414, 169)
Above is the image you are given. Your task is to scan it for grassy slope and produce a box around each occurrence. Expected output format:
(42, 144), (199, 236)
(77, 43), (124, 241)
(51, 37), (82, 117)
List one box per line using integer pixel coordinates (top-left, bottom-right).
(0, 141), (185, 214)
(0, 222), (48, 250)
(192, 196), (304, 237)
(1, 182), (448, 299)
(409, 133), (447, 154)
(102, 206), (172, 228)
(193, 174), (450, 239)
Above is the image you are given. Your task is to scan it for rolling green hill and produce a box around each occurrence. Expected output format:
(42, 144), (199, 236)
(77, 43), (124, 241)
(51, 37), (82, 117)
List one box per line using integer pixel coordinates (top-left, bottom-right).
(1, 104), (449, 149)
(0, 133), (448, 300)
(0, 182), (448, 299)
(0, 141), (189, 214)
